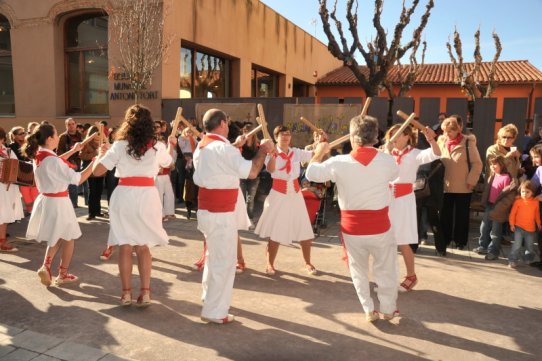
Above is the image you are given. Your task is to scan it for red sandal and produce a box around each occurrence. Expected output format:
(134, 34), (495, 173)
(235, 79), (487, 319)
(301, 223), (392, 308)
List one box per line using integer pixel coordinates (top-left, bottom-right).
(37, 263), (52, 287)
(236, 261), (246, 274)
(0, 238), (17, 253)
(399, 274), (418, 292)
(100, 246), (114, 261)
(54, 266), (79, 286)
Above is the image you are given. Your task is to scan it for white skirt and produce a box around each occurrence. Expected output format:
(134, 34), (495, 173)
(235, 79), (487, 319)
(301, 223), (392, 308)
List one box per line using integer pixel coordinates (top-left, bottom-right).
(389, 192), (418, 245)
(26, 194), (81, 246)
(255, 188), (314, 245)
(108, 185), (169, 247)
(236, 189), (251, 230)
(0, 183), (24, 224)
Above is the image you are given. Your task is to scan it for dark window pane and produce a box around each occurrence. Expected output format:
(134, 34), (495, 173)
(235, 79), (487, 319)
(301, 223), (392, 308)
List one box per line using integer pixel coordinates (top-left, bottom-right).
(180, 47), (192, 98)
(68, 52), (81, 112)
(0, 56), (14, 114)
(66, 15), (108, 49)
(0, 15), (10, 51)
(253, 68), (277, 98)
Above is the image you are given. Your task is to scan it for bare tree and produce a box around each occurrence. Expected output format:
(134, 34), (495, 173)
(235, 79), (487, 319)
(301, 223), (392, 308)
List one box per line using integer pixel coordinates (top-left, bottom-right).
(319, 0), (435, 98)
(446, 28), (502, 99)
(109, 0), (170, 103)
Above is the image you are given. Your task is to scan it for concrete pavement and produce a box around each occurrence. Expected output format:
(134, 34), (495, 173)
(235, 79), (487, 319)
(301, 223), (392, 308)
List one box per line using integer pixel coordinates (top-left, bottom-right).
(1, 199), (541, 361)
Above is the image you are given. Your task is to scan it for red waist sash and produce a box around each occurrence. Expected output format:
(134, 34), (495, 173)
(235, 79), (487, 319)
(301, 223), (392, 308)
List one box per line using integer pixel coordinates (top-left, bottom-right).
(272, 178), (300, 194)
(198, 187), (238, 213)
(340, 207), (390, 235)
(43, 190), (68, 197)
(118, 177), (155, 187)
(158, 168), (171, 175)
(390, 183), (413, 198)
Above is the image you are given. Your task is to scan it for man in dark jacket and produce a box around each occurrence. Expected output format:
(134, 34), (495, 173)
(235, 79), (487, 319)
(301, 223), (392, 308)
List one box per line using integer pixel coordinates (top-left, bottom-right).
(57, 117), (82, 207)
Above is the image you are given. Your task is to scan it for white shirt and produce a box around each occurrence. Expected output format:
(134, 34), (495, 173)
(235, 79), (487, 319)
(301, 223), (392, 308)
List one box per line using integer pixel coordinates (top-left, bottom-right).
(265, 147), (312, 181)
(33, 148), (81, 193)
(306, 152), (398, 211)
(100, 140), (172, 177)
(193, 133), (252, 189)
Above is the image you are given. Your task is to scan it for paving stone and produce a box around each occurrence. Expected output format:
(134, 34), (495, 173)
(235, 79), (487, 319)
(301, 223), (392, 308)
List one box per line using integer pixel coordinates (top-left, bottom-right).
(0, 324), (24, 338)
(0, 346), (16, 358)
(45, 342), (107, 361)
(98, 354), (135, 361)
(0, 348), (38, 361)
(31, 355), (63, 361)
(9, 330), (62, 354)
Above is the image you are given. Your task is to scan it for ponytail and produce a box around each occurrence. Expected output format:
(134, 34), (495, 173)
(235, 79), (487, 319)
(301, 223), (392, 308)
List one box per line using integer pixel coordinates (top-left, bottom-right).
(22, 123), (55, 159)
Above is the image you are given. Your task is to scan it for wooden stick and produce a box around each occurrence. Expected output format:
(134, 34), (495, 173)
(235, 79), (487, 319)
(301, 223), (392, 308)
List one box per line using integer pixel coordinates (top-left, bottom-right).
(98, 124), (105, 144)
(178, 113), (203, 139)
(396, 110), (426, 131)
(256, 104), (272, 140)
(299, 116), (320, 133)
(246, 124), (262, 138)
(389, 112), (417, 143)
(80, 132), (98, 147)
(361, 97), (372, 117)
(329, 134), (351, 148)
(170, 107), (183, 137)
(328, 97), (372, 149)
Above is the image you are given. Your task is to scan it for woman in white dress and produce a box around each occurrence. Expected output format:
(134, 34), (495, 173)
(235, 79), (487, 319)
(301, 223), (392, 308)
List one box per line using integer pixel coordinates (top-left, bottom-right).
(23, 123), (94, 286)
(255, 125), (318, 275)
(0, 127), (25, 252)
(385, 124), (440, 292)
(93, 105), (175, 307)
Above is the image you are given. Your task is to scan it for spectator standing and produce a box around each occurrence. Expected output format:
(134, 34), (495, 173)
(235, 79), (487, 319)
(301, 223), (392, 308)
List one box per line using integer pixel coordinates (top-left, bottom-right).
(57, 118), (82, 207)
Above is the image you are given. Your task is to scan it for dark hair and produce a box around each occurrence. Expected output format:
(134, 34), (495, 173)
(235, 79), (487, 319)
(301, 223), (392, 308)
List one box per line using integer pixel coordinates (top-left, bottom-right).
(115, 104), (156, 160)
(202, 109), (227, 132)
(83, 123), (92, 130)
(0, 127), (6, 142)
(487, 155), (508, 175)
(520, 179), (536, 194)
(273, 125), (290, 140)
(22, 123), (56, 159)
(100, 120), (108, 127)
(438, 112), (447, 118)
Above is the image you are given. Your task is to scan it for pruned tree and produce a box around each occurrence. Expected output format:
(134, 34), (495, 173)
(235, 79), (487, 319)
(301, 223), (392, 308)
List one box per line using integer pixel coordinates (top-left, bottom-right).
(318, 0), (435, 98)
(446, 28), (502, 99)
(109, 0), (170, 103)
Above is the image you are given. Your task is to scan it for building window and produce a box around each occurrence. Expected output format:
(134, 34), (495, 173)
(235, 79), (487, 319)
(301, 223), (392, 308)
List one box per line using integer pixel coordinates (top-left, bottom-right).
(180, 46), (229, 98)
(251, 67), (278, 98)
(65, 13), (108, 115)
(0, 15), (14, 115)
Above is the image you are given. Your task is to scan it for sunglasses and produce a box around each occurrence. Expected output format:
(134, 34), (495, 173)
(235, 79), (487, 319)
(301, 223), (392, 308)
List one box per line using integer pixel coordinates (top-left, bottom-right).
(16, 132), (26, 136)
(501, 136), (514, 140)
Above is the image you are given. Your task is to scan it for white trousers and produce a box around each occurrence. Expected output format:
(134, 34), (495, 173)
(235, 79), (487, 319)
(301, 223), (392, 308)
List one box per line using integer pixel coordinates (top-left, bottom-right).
(197, 210), (237, 319)
(343, 230), (398, 315)
(155, 175), (175, 216)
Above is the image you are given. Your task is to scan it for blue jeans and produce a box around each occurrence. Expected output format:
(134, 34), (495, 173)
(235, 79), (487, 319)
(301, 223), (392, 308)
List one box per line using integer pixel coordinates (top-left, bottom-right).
(509, 226), (536, 263)
(478, 204), (503, 256)
(68, 184), (78, 207)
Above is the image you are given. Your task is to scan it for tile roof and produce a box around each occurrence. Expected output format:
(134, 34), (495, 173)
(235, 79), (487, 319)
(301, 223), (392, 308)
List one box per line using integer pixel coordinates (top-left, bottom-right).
(316, 60), (542, 86)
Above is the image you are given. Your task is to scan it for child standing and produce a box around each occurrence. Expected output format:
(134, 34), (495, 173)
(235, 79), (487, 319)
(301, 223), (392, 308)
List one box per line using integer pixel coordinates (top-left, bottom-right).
(474, 156), (513, 259)
(508, 180), (541, 268)
(528, 144), (542, 266)
(23, 123), (95, 286)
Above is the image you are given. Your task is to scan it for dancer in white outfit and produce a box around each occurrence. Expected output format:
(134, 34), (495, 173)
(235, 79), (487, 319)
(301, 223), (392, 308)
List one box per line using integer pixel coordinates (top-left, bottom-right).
(306, 115), (400, 321)
(384, 124), (440, 292)
(193, 108), (273, 324)
(93, 105), (176, 307)
(0, 127), (25, 252)
(23, 123), (94, 286)
(255, 125), (318, 276)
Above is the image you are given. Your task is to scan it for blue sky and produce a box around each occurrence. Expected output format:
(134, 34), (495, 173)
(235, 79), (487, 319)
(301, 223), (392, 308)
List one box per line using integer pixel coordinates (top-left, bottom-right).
(261, 0), (542, 70)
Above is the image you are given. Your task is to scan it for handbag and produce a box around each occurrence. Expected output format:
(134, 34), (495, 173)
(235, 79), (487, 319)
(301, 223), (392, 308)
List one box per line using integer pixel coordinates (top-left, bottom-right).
(414, 161), (443, 200)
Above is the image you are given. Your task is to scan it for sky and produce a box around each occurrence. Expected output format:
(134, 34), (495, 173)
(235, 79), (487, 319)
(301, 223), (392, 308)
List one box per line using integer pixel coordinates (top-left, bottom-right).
(260, 0), (542, 70)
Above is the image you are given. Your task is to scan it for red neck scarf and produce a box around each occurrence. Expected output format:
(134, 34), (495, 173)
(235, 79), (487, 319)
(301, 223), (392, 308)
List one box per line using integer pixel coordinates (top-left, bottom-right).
(198, 133), (225, 149)
(277, 150), (294, 174)
(446, 133), (463, 154)
(391, 146), (413, 165)
(35, 150), (77, 169)
(0, 146), (8, 158)
(350, 147), (378, 166)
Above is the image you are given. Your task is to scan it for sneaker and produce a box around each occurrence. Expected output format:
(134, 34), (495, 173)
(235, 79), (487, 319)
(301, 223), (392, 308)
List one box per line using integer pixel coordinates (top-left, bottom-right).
(473, 247), (489, 255)
(485, 253), (498, 260)
(366, 311), (379, 322)
(201, 314), (235, 324)
(508, 262), (518, 269)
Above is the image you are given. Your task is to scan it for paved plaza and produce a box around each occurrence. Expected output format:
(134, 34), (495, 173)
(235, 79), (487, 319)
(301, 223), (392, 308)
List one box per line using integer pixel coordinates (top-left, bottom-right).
(1, 199), (541, 361)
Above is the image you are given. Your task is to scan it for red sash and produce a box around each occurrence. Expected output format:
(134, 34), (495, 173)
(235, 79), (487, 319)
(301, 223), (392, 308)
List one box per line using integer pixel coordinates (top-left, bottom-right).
(340, 207), (390, 235)
(118, 177), (155, 186)
(35, 150), (77, 169)
(272, 178), (300, 194)
(198, 187), (238, 212)
(43, 191), (68, 197)
(158, 168), (171, 175)
(350, 147), (378, 166)
(198, 134), (224, 149)
(390, 183), (413, 198)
